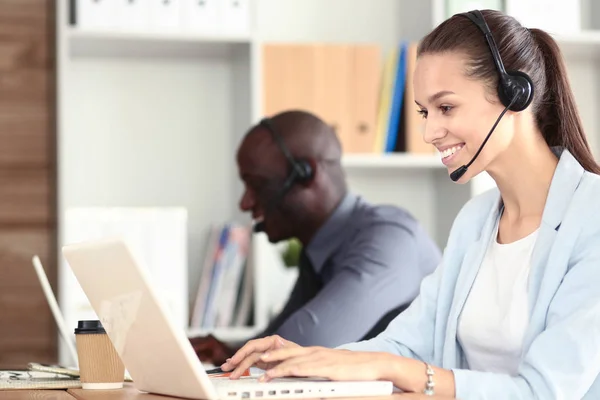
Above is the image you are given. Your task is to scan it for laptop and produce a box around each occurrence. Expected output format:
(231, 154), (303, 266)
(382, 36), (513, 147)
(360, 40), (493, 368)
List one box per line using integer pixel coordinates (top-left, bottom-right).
(32, 255), (80, 367)
(61, 237), (394, 399)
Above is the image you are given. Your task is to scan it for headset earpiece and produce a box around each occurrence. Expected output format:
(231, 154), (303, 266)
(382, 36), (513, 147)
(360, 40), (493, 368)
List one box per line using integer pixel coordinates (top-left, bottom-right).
(258, 118), (315, 186)
(499, 70), (534, 112)
(294, 159), (314, 184)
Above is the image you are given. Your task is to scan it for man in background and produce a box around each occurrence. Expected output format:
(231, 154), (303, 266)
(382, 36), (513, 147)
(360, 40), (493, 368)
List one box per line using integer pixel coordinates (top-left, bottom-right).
(190, 110), (441, 365)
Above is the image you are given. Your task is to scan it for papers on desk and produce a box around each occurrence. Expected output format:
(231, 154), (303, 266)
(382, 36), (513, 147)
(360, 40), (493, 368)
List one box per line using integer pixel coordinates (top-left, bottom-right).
(0, 363), (135, 390)
(0, 370), (81, 390)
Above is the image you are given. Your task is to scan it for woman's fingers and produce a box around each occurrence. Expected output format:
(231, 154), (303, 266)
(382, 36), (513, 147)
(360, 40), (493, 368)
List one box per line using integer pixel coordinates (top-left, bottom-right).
(260, 346), (321, 363)
(222, 336), (283, 371)
(229, 352), (263, 379)
(261, 355), (327, 382)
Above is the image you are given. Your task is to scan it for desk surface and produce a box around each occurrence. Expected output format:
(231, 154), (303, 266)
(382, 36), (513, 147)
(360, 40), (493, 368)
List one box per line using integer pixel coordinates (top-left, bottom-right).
(0, 383), (456, 400)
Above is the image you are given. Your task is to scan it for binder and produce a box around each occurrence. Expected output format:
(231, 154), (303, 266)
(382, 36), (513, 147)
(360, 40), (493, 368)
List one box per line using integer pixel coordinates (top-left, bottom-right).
(384, 41), (408, 153)
(117, 0), (151, 32)
(72, 0), (117, 30)
(181, 0), (219, 33)
(314, 45), (351, 151)
(262, 44), (318, 116)
(262, 43), (381, 154)
(221, 0), (251, 35)
(373, 49), (398, 153)
(150, 0), (182, 32)
(347, 45), (381, 153)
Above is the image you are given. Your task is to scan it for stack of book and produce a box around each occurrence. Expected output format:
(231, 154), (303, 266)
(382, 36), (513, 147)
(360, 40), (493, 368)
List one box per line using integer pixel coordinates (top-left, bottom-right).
(190, 223), (253, 329)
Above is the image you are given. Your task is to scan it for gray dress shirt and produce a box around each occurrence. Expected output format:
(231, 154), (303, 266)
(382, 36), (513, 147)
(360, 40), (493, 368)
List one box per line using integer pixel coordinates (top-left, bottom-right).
(257, 192), (442, 347)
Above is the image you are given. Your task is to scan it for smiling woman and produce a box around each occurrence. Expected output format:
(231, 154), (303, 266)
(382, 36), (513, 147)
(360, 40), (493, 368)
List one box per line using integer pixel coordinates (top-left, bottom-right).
(219, 9), (600, 399)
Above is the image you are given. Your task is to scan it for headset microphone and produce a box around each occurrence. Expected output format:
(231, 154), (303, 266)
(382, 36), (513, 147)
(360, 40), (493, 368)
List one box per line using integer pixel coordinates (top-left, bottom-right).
(253, 220), (266, 233)
(450, 94), (518, 182)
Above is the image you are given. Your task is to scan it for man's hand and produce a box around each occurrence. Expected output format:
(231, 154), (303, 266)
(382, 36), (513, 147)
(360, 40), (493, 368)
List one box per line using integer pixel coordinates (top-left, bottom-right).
(220, 335), (300, 379)
(189, 334), (234, 365)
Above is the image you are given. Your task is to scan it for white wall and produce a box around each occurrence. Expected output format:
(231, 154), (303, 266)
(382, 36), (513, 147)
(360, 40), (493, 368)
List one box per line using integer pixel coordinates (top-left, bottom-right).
(61, 55), (238, 302)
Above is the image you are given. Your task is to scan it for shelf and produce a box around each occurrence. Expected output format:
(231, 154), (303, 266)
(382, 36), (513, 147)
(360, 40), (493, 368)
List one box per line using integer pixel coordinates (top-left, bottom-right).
(67, 28), (253, 58)
(342, 153), (443, 168)
(186, 326), (263, 343)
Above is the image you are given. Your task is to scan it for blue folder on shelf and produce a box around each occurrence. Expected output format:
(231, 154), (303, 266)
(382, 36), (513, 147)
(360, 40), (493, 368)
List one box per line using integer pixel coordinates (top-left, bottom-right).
(384, 41), (408, 153)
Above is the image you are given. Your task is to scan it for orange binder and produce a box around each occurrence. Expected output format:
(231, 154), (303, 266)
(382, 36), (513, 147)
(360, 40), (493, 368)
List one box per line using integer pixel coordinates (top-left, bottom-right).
(261, 43), (381, 154)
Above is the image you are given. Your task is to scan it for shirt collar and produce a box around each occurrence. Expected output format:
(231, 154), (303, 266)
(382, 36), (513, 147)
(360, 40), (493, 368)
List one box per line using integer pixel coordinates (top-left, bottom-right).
(304, 192), (358, 273)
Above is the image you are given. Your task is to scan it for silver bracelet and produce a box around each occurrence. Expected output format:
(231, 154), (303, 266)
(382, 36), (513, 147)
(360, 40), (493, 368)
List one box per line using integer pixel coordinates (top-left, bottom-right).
(423, 363), (435, 396)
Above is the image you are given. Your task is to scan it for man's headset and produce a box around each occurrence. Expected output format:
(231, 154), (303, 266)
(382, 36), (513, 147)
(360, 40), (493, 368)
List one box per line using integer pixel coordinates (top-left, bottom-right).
(449, 10), (535, 182)
(252, 118), (315, 232)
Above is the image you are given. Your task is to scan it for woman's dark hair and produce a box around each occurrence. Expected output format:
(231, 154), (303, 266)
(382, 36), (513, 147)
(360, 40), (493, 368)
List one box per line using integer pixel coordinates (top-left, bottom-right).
(418, 9), (600, 174)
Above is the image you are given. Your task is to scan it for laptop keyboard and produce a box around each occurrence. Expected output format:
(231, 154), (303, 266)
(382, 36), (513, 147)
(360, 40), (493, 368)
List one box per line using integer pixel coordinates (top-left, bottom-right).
(211, 377), (260, 387)
(210, 376), (335, 398)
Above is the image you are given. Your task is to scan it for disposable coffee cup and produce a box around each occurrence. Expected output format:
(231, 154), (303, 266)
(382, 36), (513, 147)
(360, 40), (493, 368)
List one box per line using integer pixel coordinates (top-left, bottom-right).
(75, 320), (125, 390)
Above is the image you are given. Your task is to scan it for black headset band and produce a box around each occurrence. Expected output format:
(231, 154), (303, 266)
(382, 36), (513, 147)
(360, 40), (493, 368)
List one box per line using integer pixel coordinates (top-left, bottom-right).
(460, 10), (508, 83)
(258, 117), (312, 181)
(259, 118), (297, 167)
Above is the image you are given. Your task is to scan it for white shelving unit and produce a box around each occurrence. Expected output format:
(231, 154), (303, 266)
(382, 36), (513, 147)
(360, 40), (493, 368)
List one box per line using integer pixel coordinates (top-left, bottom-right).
(55, 0), (600, 363)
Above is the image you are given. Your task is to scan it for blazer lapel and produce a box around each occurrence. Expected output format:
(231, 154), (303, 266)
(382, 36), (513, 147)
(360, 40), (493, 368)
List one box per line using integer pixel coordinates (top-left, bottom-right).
(524, 148), (585, 346)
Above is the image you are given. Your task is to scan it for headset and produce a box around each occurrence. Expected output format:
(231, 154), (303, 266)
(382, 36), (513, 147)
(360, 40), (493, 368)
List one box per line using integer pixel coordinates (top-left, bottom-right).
(252, 118), (315, 232)
(450, 10), (535, 182)
(460, 10), (534, 112)
(259, 117), (314, 188)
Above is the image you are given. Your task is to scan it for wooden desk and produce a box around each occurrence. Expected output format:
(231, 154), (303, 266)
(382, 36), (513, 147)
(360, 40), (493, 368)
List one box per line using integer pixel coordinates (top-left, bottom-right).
(0, 383), (456, 399)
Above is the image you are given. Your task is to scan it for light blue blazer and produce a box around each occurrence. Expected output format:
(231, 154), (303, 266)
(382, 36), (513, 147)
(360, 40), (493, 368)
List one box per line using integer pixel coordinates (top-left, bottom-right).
(339, 148), (600, 399)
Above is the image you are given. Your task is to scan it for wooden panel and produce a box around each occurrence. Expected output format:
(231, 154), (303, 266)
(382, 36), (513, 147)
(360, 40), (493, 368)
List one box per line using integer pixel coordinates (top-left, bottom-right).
(0, 68), (50, 106)
(0, 0), (57, 369)
(0, 286), (56, 369)
(0, 228), (56, 369)
(0, 1), (52, 103)
(0, 0), (53, 167)
(0, 0), (51, 67)
(0, 228), (53, 288)
(0, 105), (49, 166)
(0, 168), (51, 225)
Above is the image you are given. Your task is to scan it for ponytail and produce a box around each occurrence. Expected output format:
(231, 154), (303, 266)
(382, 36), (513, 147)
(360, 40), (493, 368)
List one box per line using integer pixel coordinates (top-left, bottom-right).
(530, 28), (600, 174)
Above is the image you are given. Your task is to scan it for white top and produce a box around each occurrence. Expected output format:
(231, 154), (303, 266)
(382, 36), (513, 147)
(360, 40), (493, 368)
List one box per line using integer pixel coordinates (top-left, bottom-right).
(457, 221), (539, 376)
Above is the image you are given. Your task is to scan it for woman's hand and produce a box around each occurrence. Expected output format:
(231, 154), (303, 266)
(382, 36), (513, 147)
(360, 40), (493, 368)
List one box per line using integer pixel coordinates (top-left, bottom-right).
(220, 335), (300, 379)
(226, 341), (456, 397)
(256, 346), (393, 383)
